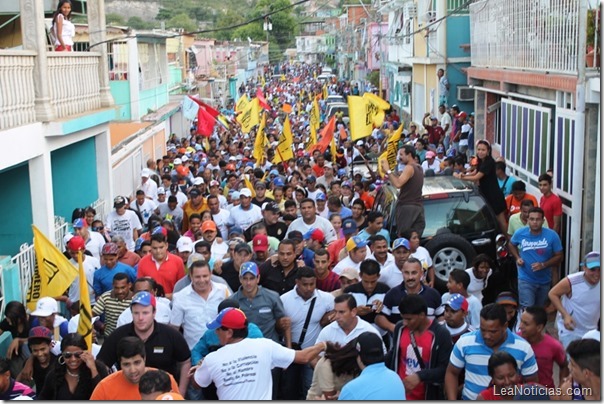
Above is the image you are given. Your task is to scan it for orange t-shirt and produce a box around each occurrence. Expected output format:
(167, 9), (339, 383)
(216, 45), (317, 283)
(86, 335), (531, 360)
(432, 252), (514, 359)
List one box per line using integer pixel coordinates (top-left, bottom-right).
(505, 193), (538, 216)
(90, 367), (179, 400)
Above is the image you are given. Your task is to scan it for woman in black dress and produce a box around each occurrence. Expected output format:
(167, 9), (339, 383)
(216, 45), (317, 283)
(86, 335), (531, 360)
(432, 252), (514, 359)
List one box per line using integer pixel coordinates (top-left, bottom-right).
(38, 333), (109, 400)
(454, 139), (508, 234)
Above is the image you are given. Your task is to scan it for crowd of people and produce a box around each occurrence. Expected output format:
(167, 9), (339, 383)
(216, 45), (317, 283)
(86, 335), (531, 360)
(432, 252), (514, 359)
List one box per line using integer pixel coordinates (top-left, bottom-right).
(0, 62), (599, 401)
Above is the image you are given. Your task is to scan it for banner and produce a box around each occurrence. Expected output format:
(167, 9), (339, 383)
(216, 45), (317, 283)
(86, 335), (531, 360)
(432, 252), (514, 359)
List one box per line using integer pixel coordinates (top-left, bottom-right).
(237, 98), (260, 134)
(77, 251), (93, 351)
(256, 88), (271, 111)
(322, 84), (328, 100)
(273, 116), (294, 164)
(27, 226), (78, 312)
(330, 135), (337, 164)
(378, 124), (403, 177)
(253, 112), (267, 165)
(348, 95), (374, 141)
(182, 97), (200, 121)
(363, 92), (390, 129)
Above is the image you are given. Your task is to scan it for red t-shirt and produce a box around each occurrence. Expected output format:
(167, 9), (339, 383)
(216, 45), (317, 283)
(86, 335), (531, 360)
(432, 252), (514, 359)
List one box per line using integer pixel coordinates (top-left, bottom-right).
(539, 193), (562, 231)
(479, 387), (504, 400)
(137, 253), (185, 294)
(519, 332), (566, 388)
(397, 324), (435, 400)
(312, 164), (325, 177)
(315, 270), (341, 292)
(327, 238), (346, 267)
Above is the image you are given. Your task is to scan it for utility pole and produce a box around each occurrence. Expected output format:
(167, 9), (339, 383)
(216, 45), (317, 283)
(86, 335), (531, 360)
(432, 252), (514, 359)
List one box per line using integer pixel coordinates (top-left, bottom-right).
(263, 16), (272, 61)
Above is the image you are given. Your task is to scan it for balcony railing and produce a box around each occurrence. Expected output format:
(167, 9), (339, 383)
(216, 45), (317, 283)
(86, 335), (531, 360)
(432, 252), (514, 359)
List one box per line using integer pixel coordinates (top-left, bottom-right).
(47, 52), (102, 119)
(470, 0), (584, 74)
(0, 51), (37, 130)
(0, 50), (104, 130)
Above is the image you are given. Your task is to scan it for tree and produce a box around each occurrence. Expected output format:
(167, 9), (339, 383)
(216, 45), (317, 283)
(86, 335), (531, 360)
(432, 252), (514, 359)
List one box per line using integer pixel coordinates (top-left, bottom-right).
(211, 10), (247, 41)
(166, 13), (197, 32)
(127, 17), (154, 30)
(106, 13), (126, 26)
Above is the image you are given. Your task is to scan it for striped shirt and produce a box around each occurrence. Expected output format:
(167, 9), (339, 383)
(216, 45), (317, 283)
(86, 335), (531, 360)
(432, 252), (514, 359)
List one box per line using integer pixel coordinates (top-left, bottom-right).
(92, 291), (133, 335)
(450, 329), (538, 400)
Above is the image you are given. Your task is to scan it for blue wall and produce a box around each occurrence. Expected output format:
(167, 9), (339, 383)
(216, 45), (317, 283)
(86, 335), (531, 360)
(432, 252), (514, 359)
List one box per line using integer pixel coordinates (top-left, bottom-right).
(446, 16), (471, 58)
(110, 81), (132, 120)
(446, 62), (473, 113)
(139, 84), (169, 118)
(0, 164), (33, 254)
(51, 138), (99, 221)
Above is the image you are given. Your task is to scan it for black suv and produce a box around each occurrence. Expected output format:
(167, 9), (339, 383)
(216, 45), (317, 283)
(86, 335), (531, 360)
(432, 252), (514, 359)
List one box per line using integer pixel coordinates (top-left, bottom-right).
(373, 176), (502, 291)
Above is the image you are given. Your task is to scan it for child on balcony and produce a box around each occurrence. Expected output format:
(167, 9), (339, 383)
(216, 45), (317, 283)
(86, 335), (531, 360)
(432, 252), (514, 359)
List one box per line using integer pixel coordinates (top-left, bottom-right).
(51, 0), (74, 51)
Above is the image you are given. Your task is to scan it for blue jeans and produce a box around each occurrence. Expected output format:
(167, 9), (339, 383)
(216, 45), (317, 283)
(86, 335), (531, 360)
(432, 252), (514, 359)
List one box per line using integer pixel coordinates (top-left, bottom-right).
(518, 280), (550, 308)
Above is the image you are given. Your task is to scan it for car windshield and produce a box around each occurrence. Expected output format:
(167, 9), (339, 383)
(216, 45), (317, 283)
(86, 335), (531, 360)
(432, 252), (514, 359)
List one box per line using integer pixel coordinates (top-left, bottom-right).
(423, 196), (497, 238)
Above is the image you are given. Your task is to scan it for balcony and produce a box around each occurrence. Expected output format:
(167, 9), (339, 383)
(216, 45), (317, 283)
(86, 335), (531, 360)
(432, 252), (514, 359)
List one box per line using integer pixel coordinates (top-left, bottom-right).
(470, 0), (596, 75)
(0, 51), (104, 131)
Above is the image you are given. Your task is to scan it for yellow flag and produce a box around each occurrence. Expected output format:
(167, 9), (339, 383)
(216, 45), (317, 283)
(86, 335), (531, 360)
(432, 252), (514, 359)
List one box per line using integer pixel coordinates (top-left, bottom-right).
(307, 97), (320, 151)
(348, 95), (374, 141)
(330, 136), (337, 164)
(363, 92), (390, 128)
(273, 116), (294, 164)
(378, 124), (403, 177)
(77, 251), (93, 351)
(27, 226), (78, 312)
(237, 98), (260, 134)
(235, 94), (249, 113)
(253, 112), (267, 165)
(322, 84), (328, 100)
(243, 174), (256, 198)
(261, 74), (266, 87)
(377, 150), (389, 177)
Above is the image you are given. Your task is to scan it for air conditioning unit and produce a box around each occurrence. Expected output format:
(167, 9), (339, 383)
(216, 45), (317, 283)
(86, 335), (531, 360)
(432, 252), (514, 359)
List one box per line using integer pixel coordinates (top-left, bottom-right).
(457, 86), (475, 101)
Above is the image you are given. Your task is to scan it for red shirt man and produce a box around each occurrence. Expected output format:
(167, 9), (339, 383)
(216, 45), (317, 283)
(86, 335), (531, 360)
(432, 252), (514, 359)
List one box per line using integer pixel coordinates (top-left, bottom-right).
(137, 234), (185, 298)
(538, 173), (563, 234)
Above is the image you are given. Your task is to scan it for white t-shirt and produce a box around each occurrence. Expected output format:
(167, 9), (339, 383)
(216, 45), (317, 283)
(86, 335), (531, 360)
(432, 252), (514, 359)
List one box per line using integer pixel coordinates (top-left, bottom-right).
(116, 296), (172, 327)
(139, 178), (158, 202)
(465, 267), (492, 302)
(315, 317), (385, 353)
(210, 239), (229, 262)
(285, 216), (337, 244)
(106, 210), (142, 251)
(411, 247), (433, 270)
(85, 231), (107, 261)
(68, 256), (100, 305)
(332, 256), (362, 276)
(441, 112), (452, 138)
(379, 262), (403, 289)
(129, 199), (158, 225)
(195, 338), (296, 400)
(422, 159), (441, 174)
(228, 204), (263, 231)
(281, 288), (335, 349)
(212, 209), (231, 240)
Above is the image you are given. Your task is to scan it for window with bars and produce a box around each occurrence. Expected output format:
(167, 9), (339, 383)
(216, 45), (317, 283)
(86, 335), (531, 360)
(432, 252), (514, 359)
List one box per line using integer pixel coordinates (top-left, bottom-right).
(138, 42), (166, 90)
(107, 41), (129, 81)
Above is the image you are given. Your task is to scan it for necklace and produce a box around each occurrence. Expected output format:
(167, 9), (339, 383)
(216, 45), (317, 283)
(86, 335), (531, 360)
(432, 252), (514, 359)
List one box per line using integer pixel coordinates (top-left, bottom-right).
(66, 370), (80, 378)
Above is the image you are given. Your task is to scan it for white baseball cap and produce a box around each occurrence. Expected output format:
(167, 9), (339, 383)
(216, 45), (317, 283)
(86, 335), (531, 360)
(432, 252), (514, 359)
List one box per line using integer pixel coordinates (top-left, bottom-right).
(181, 155), (189, 163)
(240, 188), (252, 198)
(173, 158), (182, 165)
(31, 297), (59, 317)
(176, 236), (194, 253)
(192, 177), (204, 185)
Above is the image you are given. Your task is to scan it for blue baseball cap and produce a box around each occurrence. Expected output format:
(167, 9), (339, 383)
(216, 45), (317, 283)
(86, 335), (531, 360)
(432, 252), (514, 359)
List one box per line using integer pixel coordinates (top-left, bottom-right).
(72, 218), (86, 228)
(342, 218), (357, 235)
(269, 169), (279, 176)
(444, 293), (468, 312)
(131, 291), (156, 308)
(392, 238), (411, 251)
(337, 168), (347, 177)
(316, 192), (327, 201)
(346, 235), (368, 252)
(273, 177), (285, 187)
(306, 175), (316, 183)
(207, 307), (247, 330)
(228, 226), (244, 237)
(240, 262), (259, 277)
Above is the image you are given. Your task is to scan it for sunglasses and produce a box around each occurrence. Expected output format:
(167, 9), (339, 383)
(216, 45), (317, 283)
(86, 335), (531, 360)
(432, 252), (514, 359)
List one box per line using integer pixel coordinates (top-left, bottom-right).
(62, 351), (83, 359)
(92, 226), (104, 231)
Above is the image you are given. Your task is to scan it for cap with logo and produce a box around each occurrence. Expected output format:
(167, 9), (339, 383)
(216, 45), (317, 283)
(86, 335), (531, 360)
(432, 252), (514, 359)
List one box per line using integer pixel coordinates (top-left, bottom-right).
(114, 195), (127, 208)
(131, 291), (156, 308)
(240, 261), (259, 277)
(262, 202), (281, 213)
(176, 237), (193, 253)
(206, 307), (247, 330)
(273, 177), (285, 187)
(346, 235), (368, 252)
(315, 193), (327, 201)
(392, 238), (411, 251)
(444, 293), (469, 312)
(252, 234), (269, 252)
(72, 218), (86, 229)
(240, 188), (252, 198)
(31, 297), (59, 317)
(102, 242), (119, 255)
(28, 326), (53, 342)
(209, 180), (220, 188)
(341, 218), (358, 236)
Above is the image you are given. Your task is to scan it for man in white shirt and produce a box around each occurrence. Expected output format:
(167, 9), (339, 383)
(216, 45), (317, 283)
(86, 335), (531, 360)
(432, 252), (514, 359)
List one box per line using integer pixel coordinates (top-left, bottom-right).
(116, 278), (172, 327)
(421, 151), (441, 174)
(285, 199), (337, 244)
(280, 267), (335, 399)
(315, 293), (384, 351)
(228, 188), (262, 231)
(379, 238), (411, 288)
(139, 169), (158, 202)
(207, 194), (230, 240)
(66, 236), (101, 307)
(439, 104), (452, 151)
(130, 190), (158, 227)
(332, 236), (368, 275)
(170, 260), (230, 349)
(106, 196), (143, 251)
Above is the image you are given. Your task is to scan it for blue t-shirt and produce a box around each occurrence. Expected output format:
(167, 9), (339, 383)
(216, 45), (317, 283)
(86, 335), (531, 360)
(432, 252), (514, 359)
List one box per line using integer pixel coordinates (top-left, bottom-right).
(339, 363), (406, 400)
(356, 228), (391, 245)
(511, 227), (562, 284)
(93, 262), (137, 296)
(497, 175), (517, 197)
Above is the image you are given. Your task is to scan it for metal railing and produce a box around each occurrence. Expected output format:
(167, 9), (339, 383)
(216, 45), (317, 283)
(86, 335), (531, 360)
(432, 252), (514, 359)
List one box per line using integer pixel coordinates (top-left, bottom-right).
(47, 52), (103, 119)
(0, 51), (37, 130)
(470, 0), (582, 74)
(90, 198), (108, 222)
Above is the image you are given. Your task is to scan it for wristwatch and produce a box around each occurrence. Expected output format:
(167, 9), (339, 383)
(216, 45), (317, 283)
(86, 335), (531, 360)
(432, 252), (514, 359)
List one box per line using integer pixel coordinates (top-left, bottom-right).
(387, 170), (392, 175)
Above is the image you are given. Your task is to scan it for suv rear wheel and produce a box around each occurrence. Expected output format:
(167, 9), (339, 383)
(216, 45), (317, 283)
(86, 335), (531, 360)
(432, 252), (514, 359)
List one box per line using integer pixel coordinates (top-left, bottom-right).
(425, 233), (476, 293)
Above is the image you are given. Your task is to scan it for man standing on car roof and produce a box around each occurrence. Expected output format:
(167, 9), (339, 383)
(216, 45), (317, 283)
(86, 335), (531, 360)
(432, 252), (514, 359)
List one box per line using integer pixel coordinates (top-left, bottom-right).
(379, 144), (425, 238)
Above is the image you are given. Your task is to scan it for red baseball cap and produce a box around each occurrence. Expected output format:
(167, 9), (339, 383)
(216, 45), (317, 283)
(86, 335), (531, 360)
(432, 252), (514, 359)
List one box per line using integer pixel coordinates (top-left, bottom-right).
(67, 236), (86, 251)
(252, 234), (269, 252)
(206, 308), (247, 330)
